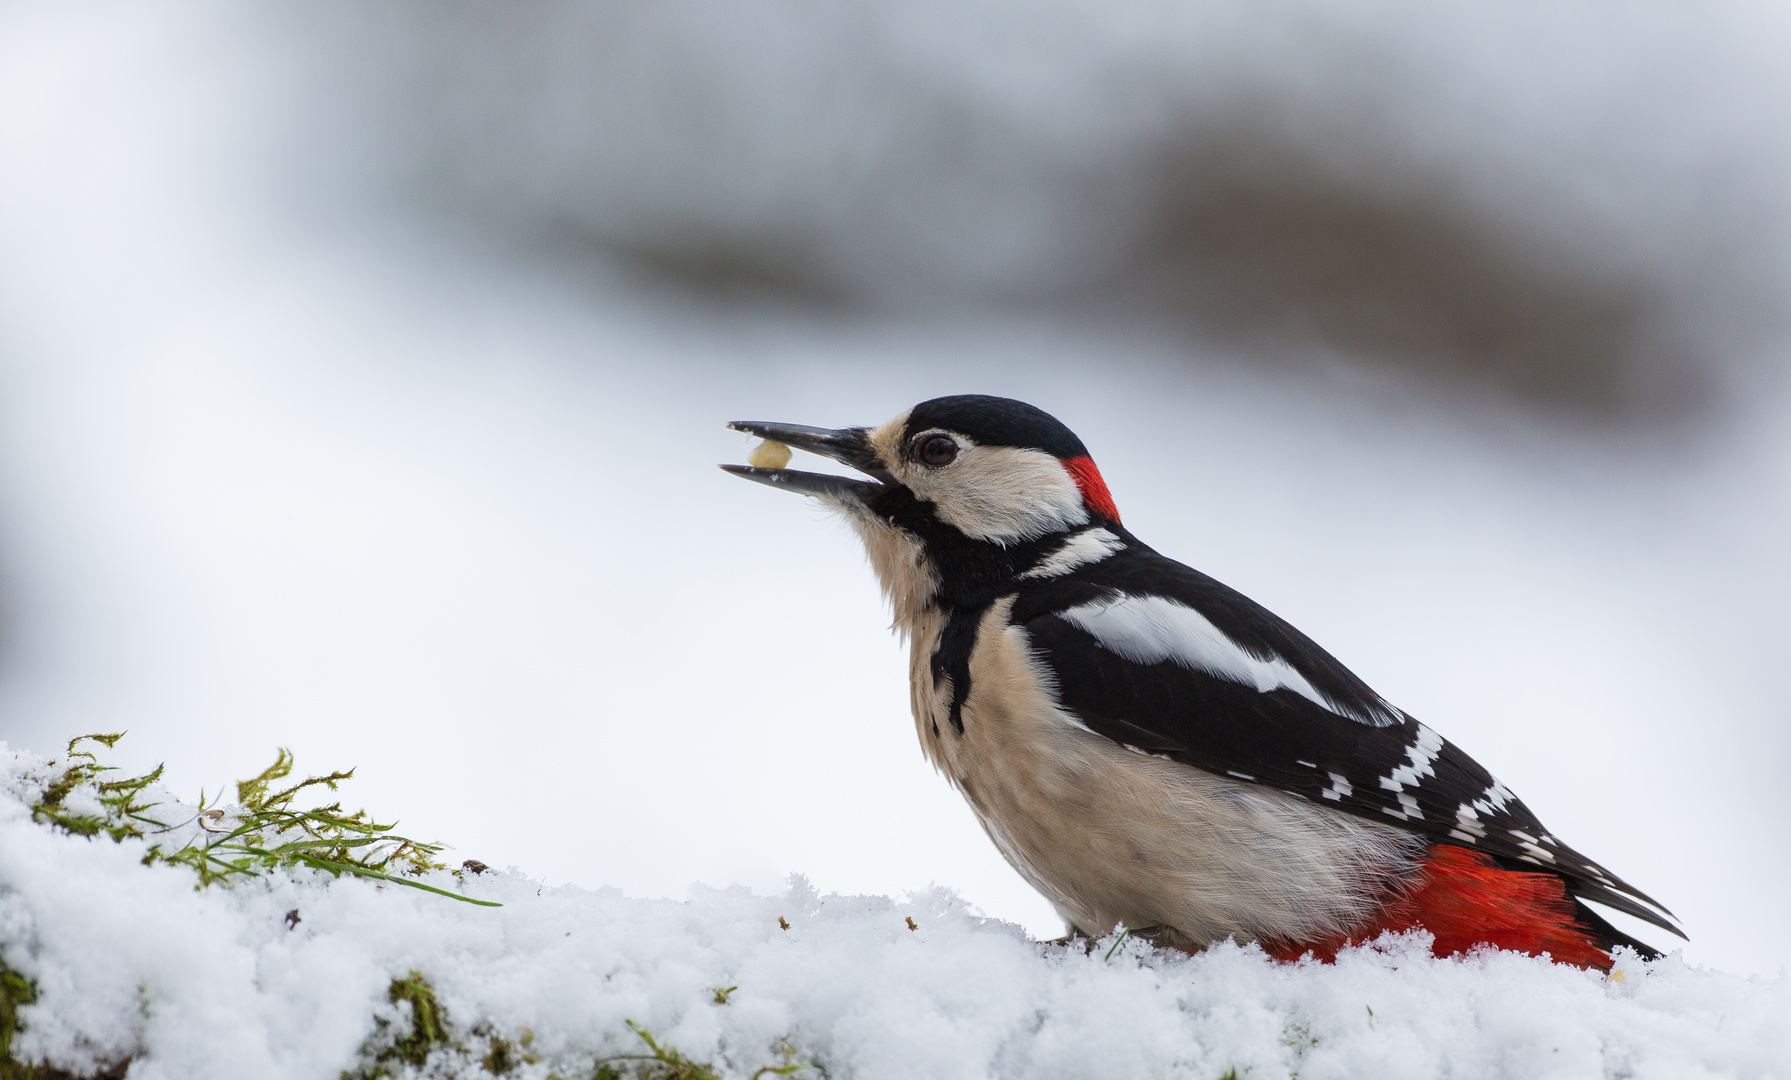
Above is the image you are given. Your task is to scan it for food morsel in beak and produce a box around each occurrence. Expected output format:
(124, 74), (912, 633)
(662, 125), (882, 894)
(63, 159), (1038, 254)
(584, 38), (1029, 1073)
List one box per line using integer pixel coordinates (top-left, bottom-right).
(746, 439), (793, 469)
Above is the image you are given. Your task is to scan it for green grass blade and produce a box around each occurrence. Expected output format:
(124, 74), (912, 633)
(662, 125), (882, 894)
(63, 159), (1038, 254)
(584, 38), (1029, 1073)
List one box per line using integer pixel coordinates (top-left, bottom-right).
(297, 856), (502, 907)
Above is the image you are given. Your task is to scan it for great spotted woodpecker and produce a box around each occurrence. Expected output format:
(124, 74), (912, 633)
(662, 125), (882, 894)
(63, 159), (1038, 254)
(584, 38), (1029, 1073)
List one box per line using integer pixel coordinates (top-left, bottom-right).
(723, 394), (1682, 968)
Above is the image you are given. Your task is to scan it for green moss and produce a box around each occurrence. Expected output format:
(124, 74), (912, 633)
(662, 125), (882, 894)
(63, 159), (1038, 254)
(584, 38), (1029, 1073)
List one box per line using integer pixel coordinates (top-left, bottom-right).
(480, 1033), (519, 1075)
(0, 963), (128, 1080)
(29, 734), (161, 842)
(387, 973), (451, 1068)
(1, 963), (37, 1080)
(343, 972), (460, 1080)
(335, 973), (827, 1080)
(28, 735), (497, 909)
(599, 1022), (721, 1080)
(583, 1023), (826, 1080)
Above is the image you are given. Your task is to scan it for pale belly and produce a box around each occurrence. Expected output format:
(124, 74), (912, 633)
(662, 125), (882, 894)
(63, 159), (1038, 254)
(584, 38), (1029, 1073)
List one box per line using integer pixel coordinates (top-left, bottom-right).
(910, 600), (1422, 948)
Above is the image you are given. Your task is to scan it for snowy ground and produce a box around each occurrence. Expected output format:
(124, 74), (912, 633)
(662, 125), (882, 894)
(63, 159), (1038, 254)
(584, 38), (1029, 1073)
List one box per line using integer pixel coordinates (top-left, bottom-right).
(3, 742), (1785, 1080)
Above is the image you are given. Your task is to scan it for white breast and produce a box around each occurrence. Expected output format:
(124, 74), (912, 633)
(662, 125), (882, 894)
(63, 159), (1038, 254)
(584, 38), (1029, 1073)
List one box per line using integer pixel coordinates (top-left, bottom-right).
(911, 598), (1422, 947)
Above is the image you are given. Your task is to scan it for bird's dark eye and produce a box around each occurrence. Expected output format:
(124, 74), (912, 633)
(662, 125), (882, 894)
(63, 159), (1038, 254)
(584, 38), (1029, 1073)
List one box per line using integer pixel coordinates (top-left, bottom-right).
(918, 435), (958, 467)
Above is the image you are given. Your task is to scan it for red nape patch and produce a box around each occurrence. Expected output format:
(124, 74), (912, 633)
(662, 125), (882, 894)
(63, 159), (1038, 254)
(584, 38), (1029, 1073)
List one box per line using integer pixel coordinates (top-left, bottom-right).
(1062, 456), (1120, 523)
(1262, 845), (1614, 970)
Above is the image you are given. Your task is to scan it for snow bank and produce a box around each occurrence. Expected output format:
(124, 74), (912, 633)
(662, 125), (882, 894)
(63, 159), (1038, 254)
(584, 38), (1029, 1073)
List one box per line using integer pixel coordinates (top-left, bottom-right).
(2, 743), (1783, 1080)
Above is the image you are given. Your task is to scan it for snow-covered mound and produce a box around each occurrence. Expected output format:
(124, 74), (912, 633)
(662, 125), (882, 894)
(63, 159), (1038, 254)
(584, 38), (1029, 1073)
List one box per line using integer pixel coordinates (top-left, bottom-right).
(1, 741), (1784, 1080)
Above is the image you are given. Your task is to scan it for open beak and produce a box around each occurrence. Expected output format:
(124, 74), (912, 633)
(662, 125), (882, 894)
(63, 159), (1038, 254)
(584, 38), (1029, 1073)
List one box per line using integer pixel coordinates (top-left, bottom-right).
(720, 420), (895, 499)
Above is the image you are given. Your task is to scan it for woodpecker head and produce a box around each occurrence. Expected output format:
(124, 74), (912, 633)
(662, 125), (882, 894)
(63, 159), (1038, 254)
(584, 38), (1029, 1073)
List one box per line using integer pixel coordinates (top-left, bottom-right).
(723, 395), (1123, 624)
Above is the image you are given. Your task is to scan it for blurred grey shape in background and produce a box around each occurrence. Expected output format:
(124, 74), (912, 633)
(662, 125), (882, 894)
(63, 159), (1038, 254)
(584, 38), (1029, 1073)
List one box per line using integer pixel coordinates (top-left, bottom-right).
(285, 0), (1790, 416)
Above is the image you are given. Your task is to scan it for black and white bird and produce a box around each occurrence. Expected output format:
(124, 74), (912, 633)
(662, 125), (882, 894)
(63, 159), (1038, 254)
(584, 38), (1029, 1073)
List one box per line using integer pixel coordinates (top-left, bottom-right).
(722, 395), (1682, 968)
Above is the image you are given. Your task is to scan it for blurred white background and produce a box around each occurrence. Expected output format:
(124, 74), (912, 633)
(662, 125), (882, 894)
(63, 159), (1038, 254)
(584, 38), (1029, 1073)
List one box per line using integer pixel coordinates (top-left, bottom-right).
(1, 1), (1786, 974)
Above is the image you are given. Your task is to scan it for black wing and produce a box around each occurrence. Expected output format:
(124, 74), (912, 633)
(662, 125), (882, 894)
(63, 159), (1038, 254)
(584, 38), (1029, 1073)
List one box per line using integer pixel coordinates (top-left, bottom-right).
(1009, 542), (1683, 939)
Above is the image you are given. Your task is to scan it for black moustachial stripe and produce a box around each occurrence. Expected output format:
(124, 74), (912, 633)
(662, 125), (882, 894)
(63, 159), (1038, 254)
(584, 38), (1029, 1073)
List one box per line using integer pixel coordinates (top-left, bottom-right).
(931, 606), (986, 736)
(915, 527), (1134, 740)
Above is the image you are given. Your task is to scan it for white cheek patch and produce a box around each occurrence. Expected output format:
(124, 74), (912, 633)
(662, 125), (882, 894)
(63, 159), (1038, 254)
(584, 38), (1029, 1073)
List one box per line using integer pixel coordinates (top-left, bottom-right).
(867, 410), (913, 466)
(1019, 528), (1124, 579)
(918, 445), (1089, 545)
(1059, 593), (1389, 726)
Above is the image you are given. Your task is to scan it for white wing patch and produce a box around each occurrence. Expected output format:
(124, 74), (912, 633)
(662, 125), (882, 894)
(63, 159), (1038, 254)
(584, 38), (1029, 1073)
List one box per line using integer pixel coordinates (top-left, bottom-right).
(1058, 593), (1395, 726)
(1019, 528), (1125, 579)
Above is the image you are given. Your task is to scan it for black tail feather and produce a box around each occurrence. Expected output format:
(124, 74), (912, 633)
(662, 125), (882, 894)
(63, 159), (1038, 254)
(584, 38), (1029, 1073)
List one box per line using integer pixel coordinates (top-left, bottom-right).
(1572, 899), (1666, 961)
(1570, 880), (1687, 940)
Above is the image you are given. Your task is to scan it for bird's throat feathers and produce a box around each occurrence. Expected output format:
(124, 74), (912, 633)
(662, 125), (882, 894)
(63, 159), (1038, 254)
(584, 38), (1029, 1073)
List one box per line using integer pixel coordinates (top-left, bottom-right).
(842, 506), (941, 640)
